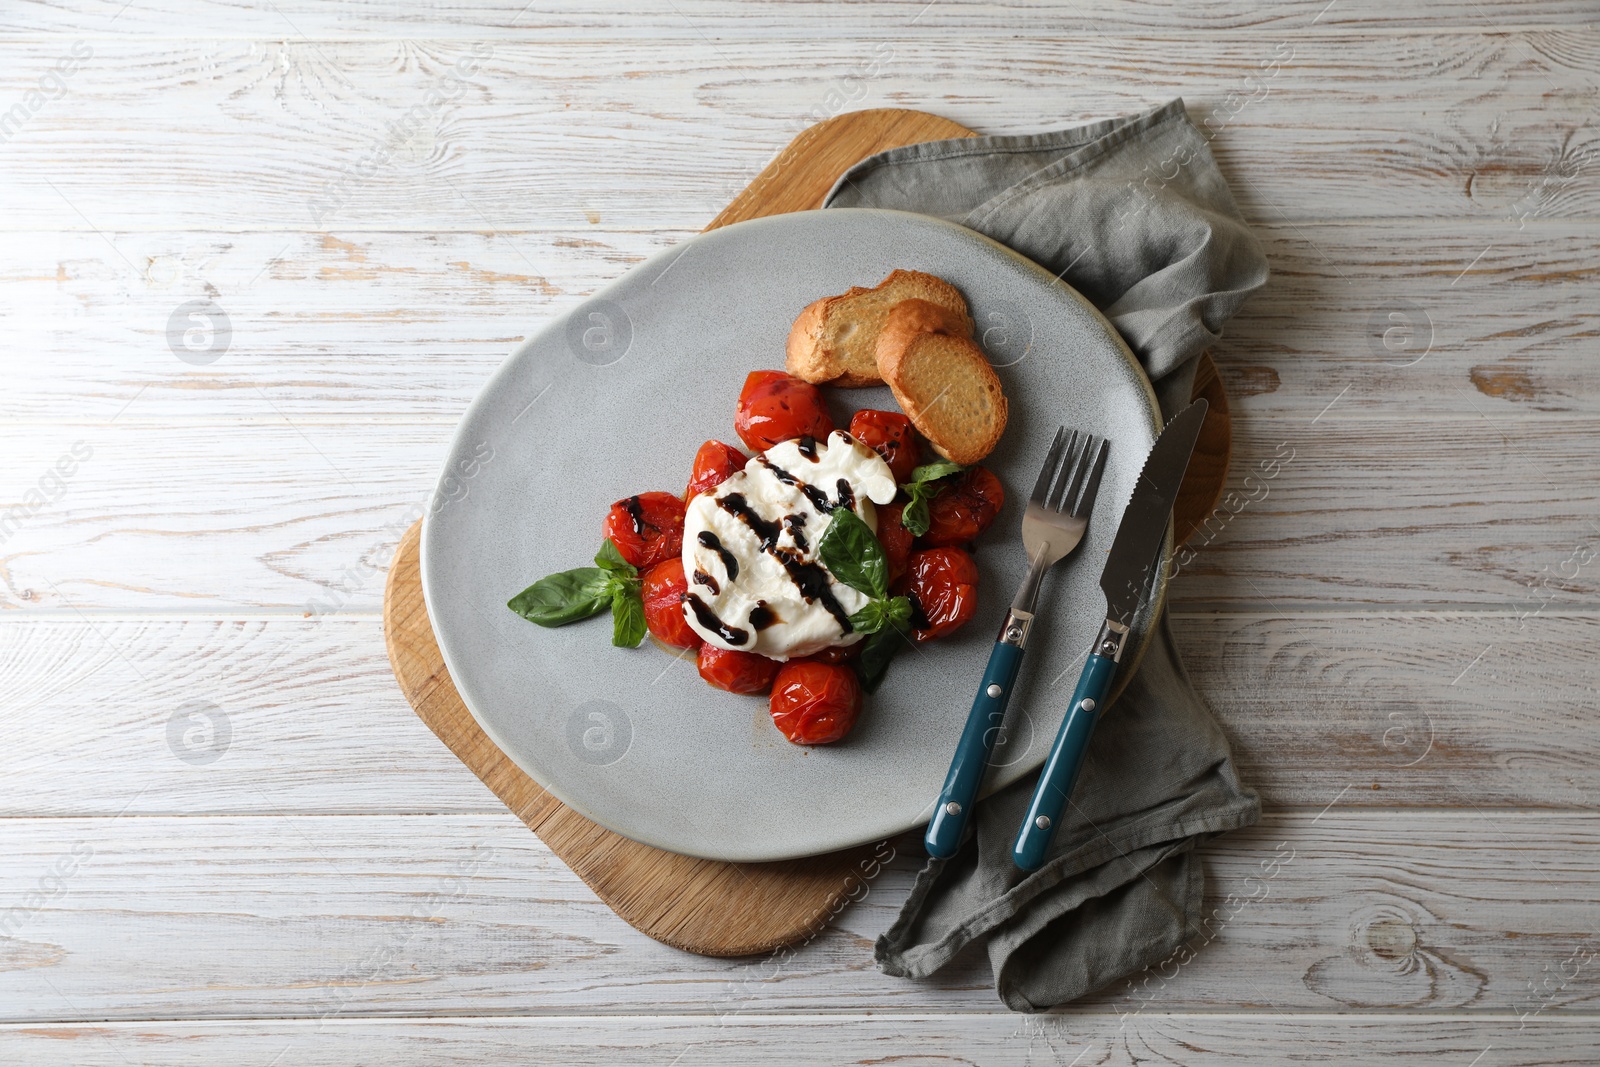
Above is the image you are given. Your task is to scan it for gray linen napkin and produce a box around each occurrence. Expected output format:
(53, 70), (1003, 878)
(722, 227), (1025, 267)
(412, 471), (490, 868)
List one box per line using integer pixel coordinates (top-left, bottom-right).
(822, 99), (1267, 1012)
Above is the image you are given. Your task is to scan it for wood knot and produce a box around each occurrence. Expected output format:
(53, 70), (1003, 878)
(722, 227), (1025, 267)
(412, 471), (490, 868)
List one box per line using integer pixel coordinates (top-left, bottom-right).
(1469, 364), (1538, 401)
(1304, 900), (1486, 1008)
(1366, 916), (1418, 960)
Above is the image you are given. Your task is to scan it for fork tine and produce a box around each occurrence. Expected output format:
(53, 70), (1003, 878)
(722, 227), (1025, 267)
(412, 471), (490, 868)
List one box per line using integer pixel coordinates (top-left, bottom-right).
(1053, 432), (1095, 513)
(1046, 430), (1086, 512)
(1028, 427), (1068, 506)
(1071, 438), (1109, 517)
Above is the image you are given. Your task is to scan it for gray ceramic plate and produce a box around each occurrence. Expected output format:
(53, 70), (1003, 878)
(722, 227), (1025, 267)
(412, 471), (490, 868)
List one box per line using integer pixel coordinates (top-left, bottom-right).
(422, 209), (1163, 862)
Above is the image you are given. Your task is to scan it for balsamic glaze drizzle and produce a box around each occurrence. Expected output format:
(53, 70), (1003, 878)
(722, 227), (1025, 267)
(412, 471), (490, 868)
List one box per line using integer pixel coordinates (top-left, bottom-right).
(714, 493), (783, 550)
(622, 495), (646, 535)
(696, 530), (739, 582)
(748, 600), (779, 631)
(773, 547), (853, 631)
(685, 593), (749, 645)
(783, 512), (809, 553)
(758, 457), (834, 514)
(692, 569), (720, 595)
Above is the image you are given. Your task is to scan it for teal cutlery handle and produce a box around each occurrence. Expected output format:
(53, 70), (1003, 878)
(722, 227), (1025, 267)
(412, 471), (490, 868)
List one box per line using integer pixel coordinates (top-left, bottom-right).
(1011, 651), (1118, 871)
(924, 641), (1026, 859)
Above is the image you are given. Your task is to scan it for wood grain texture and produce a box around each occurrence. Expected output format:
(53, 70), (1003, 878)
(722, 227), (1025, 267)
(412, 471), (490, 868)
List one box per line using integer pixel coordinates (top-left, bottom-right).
(7, 0), (1598, 35)
(1, 1016), (1595, 1067)
(9, 220), (1600, 421)
(3, 1017), (1587, 1067)
(2, 35), (1597, 230)
(4, 812), (1599, 1018)
(6, 610), (1600, 815)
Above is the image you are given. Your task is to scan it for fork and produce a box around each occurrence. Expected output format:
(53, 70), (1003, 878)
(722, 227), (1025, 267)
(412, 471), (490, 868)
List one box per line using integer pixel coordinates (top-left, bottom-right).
(923, 427), (1109, 859)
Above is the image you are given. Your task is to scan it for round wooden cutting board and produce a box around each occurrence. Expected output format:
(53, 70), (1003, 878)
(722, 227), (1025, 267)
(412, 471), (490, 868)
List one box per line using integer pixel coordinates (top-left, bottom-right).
(383, 107), (1231, 957)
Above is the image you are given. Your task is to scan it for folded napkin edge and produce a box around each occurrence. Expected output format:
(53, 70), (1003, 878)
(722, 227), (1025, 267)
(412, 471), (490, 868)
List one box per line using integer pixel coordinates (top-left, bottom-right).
(874, 793), (1261, 979)
(823, 98), (1191, 212)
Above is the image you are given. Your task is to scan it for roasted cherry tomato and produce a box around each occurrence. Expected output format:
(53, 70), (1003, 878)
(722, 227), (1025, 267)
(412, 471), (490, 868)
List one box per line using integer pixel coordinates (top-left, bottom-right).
(602, 491), (686, 570)
(922, 466), (1005, 547)
(906, 546), (980, 642)
(734, 370), (834, 453)
(698, 643), (779, 695)
(641, 558), (701, 650)
(769, 661), (863, 745)
(875, 501), (915, 585)
(685, 440), (748, 500)
(849, 409), (920, 483)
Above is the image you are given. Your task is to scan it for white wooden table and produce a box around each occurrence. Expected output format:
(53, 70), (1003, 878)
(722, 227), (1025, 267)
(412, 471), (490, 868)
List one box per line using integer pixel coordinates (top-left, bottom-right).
(3, 1), (1598, 1062)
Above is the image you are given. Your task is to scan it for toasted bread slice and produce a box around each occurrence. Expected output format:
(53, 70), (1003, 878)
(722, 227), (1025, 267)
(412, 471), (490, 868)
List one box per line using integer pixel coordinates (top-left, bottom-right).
(877, 301), (1008, 465)
(786, 270), (972, 388)
(872, 296), (971, 359)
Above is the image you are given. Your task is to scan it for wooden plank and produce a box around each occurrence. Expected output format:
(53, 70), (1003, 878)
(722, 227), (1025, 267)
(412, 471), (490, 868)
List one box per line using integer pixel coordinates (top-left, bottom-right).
(0, 414), (1595, 612)
(4, 227), (675, 422)
(1177, 417), (1600, 609)
(5, 612), (1600, 816)
(0, 420), (453, 613)
(1, 35), (1596, 230)
(5, 0), (1598, 36)
(0, 616), (494, 816)
(7, 219), (1596, 421)
(1180, 611), (1600, 806)
(2, 811), (1599, 1019)
(0, 1015), (1595, 1067)
(1224, 220), (1600, 418)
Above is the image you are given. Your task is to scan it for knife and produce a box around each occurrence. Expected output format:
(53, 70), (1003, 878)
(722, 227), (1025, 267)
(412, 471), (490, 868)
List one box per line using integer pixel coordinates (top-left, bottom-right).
(1010, 399), (1208, 871)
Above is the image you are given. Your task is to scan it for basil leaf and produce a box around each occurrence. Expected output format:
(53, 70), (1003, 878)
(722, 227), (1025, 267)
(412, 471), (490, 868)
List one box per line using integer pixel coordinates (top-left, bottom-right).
(818, 506), (888, 600)
(849, 600), (888, 636)
(856, 622), (909, 693)
(899, 462), (966, 536)
(594, 538), (636, 575)
(885, 595), (913, 629)
(508, 567), (611, 626)
(900, 488), (934, 537)
(909, 460), (965, 485)
(610, 583), (647, 647)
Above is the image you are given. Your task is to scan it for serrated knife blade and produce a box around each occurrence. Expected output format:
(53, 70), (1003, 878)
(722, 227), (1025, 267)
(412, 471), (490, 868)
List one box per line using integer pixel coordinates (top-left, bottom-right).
(1099, 398), (1208, 627)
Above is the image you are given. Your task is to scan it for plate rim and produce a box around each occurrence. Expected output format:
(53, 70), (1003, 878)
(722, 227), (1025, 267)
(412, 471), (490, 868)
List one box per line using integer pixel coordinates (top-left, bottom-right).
(421, 207), (1166, 862)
